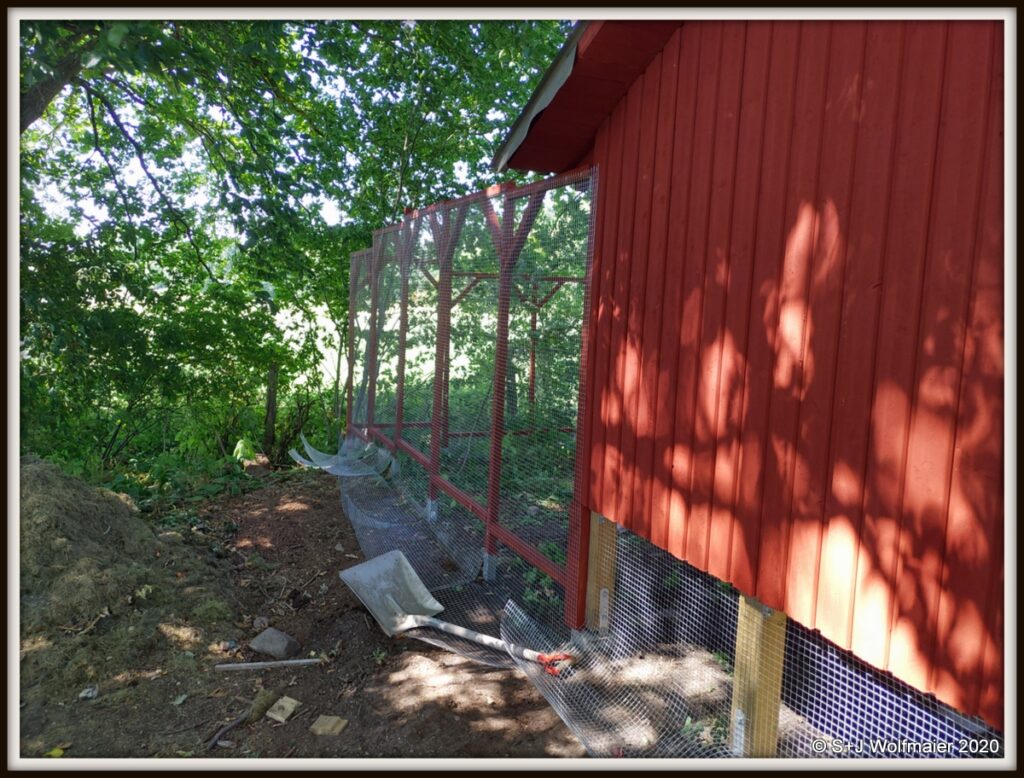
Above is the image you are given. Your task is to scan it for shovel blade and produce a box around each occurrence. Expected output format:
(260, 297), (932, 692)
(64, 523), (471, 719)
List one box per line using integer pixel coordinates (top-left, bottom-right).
(339, 550), (444, 636)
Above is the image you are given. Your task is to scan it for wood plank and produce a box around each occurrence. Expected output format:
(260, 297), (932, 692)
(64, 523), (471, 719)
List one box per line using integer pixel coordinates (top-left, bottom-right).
(729, 594), (788, 757)
(668, 21), (724, 562)
(585, 512), (618, 633)
(814, 21), (904, 648)
(929, 29), (1002, 715)
(753, 21), (832, 612)
(887, 19), (994, 694)
(710, 21), (772, 586)
(600, 73), (645, 529)
(588, 101), (627, 520)
(650, 24), (700, 553)
(940, 27), (1002, 730)
(730, 22), (801, 596)
(630, 30), (681, 546)
(686, 20), (747, 576)
(849, 21), (948, 672)
(617, 50), (663, 536)
(784, 20), (868, 628)
(576, 121), (610, 522)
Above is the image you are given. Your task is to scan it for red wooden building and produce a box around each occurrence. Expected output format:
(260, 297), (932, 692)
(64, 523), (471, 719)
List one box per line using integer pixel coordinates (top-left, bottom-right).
(494, 19), (1005, 730)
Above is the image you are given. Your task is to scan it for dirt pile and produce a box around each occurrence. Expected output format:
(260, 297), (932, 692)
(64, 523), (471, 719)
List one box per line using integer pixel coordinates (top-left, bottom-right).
(21, 455), (164, 629)
(19, 455), (242, 696)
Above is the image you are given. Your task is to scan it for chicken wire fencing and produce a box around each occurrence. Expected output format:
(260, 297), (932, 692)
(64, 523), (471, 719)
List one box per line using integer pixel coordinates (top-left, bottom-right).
(503, 523), (1004, 758)
(333, 169), (597, 669)
(298, 167), (1003, 759)
(347, 248), (373, 430)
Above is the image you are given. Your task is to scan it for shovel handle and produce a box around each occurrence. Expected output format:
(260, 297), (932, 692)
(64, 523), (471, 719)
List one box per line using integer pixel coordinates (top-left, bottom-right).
(410, 615), (544, 663)
(381, 594), (576, 674)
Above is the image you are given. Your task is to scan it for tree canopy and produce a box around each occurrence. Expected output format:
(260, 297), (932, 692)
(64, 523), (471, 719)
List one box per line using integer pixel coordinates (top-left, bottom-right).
(19, 18), (568, 497)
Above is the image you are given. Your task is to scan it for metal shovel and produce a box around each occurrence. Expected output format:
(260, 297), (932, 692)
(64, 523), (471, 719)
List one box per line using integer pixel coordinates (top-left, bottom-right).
(338, 550), (574, 675)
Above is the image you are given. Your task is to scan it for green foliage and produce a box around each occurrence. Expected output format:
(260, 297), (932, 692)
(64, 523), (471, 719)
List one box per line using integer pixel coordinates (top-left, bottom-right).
(680, 714), (730, 750)
(517, 542), (567, 608)
(19, 19), (568, 491)
(712, 650), (733, 674)
(190, 597), (234, 625)
(232, 437), (256, 461)
(538, 540), (566, 566)
(522, 567), (558, 607)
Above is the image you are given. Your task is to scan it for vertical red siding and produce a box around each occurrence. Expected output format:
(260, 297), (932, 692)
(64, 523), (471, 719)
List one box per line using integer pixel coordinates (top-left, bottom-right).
(630, 32), (680, 546)
(618, 52), (661, 539)
(671, 21), (722, 563)
(585, 20), (1004, 729)
(712, 22), (773, 587)
(687, 21), (746, 575)
(651, 30), (701, 554)
(930, 26), (1004, 715)
(731, 22), (801, 597)
(816, 21), (904, 650)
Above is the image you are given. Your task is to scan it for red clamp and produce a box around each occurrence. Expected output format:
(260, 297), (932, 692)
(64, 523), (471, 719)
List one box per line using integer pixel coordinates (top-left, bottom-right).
(537, 652), (576, 676)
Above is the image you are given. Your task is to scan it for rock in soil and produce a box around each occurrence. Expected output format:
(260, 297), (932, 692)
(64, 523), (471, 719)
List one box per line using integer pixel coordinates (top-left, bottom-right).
(310, 715), (348, 736)
(249, 627), (300, 660)
(78, 687), (99, 701)
(252, 616), (269, 631)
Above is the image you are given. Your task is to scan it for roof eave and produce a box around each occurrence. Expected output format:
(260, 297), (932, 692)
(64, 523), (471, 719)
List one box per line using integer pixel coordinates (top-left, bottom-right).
(490, 21), (591, 174)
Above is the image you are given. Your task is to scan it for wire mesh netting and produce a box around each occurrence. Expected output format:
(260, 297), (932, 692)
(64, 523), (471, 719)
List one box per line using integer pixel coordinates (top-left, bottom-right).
(348, 248), (373, 429)
(335, 170), (598, 671)
(289, 433), (390, 478)
(310, 166), (1005, 759)
(503, 526), (1004, 758)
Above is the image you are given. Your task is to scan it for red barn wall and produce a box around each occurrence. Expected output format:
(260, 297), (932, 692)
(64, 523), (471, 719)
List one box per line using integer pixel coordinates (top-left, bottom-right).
(581, 20), (1004, 728)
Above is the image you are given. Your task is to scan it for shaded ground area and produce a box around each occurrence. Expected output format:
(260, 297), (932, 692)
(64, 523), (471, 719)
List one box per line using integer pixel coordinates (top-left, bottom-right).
(19, 463), (584, 759)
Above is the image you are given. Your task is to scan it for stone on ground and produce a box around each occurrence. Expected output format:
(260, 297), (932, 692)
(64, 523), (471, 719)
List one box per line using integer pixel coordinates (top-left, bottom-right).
(249, 627), (300, 659)
(310, 715), (349, 736)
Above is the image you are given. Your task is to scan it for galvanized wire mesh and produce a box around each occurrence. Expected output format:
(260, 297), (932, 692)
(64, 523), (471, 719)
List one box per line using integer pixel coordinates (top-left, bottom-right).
(329, 167), (1003, 760)
(348, 248), (373, 429)
(502, 524), (1004, 759)
(337, 170), (596, 668)
(370, 226), (403, 430)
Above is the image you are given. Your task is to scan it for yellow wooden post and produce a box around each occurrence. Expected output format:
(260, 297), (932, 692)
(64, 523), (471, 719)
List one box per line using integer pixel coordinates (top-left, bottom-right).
(584, 511), (617, 635)
(729, 594), (788, 757)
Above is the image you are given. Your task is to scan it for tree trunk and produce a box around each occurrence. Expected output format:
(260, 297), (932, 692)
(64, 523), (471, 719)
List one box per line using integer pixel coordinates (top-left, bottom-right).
(263, 362), (279, 456)
(507, 359), (518, 419)
(21, 50), (87, 133)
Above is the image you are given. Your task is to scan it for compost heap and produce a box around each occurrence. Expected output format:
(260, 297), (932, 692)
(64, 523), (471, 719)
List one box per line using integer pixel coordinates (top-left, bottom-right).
(19, 455), (242, 697)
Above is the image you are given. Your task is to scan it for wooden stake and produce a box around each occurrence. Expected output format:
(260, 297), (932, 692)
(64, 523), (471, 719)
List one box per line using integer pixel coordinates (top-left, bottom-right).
(584, 512), (617, 634)
(729, 594), (787, 757)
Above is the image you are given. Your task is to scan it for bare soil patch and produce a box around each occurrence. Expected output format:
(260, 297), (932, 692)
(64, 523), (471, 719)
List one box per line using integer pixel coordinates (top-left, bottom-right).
(19, 462), (584, 759)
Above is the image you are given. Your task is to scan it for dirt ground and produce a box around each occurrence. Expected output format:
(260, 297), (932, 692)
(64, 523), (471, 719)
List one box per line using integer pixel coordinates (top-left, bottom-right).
(19, 468), (585, 759)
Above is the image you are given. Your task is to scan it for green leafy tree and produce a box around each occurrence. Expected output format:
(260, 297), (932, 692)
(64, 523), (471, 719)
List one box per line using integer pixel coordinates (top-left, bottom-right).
(19, 18), (567, 484)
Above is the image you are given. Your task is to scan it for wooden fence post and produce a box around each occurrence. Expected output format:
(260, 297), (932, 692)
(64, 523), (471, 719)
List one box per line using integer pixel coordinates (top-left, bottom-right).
(584, 512), (617, 634)
(729, 594), (787, 757)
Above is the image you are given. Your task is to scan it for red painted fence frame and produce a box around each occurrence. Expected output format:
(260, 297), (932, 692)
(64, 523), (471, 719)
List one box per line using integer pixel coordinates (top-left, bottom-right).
(346, 167), (598, 630)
